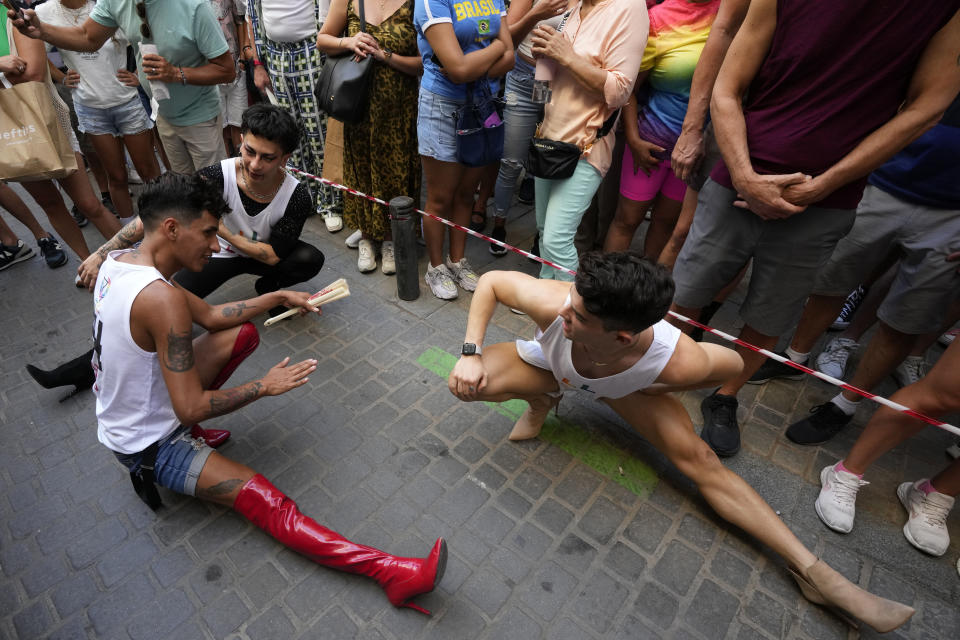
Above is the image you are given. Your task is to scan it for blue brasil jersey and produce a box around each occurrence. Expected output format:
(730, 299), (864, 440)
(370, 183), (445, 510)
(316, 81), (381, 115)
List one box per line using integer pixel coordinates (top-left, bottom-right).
(414, 0), (506, 100)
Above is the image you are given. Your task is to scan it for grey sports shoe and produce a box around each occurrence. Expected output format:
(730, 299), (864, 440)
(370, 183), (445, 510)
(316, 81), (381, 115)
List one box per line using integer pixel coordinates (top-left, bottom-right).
(424, 263), (458, 300)
(445, 256), (479, 292)
(816, 337), (858, 379)
(0, 240), (34, 272)
(892, 356), (927, 388)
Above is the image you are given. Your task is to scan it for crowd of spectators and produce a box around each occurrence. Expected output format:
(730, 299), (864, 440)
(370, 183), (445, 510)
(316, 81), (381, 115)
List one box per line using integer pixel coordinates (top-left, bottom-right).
(3, 0), (960, 569)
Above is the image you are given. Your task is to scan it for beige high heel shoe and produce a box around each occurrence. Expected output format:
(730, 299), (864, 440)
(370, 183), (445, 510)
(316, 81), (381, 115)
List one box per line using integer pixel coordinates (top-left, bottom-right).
(509, 394), (561, 441)
(789, 560), (914, 633)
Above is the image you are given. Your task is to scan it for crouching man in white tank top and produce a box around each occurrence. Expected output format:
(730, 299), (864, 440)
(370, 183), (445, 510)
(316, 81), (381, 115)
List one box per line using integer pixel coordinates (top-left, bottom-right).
(93, 172), (446, 615)
(447, 252), (914, 633)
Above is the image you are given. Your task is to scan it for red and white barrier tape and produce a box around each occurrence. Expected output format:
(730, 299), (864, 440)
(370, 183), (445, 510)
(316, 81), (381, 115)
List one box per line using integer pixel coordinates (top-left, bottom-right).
(290, 167), (960, 438)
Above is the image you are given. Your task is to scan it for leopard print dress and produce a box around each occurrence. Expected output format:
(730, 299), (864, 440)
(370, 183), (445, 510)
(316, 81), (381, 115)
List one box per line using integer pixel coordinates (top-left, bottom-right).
(343, 0), (421, 241)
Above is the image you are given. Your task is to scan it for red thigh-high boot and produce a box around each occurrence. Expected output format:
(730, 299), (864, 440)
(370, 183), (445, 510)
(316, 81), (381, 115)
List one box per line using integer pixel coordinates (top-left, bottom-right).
(233, 474), (447, 614)
(191, 322), (260, 448)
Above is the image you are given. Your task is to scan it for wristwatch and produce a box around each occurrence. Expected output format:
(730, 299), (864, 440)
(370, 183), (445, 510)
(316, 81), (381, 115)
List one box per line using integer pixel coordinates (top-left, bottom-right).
(461, 343), (481, 356)
(383, 48), (393, 61)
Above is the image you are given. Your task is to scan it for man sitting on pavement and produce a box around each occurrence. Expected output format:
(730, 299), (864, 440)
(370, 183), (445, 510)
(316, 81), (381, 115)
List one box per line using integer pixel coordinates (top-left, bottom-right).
(746, 95), (960, 445)
(27, 105), (324, 449)
(446, 251), (914, 633)
(92, 171), (446, 614)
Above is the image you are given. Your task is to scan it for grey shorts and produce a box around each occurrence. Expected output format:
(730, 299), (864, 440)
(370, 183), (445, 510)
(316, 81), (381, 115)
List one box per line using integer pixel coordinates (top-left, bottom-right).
(685, 122), (722, 191)
(812, 184), (960, 335)
(673, 179), (855, 336)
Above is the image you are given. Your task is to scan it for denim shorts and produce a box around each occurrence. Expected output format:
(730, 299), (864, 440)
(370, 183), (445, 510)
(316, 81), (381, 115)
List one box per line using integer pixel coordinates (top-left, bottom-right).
(417, 87), (464, 163)
(112, 425), (213, 496)
(75, 94), (154, 137)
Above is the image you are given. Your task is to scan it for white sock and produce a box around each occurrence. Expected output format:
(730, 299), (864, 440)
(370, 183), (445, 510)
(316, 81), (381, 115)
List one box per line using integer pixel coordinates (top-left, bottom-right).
(831, 393), (859, 416)
(785, 346), (809, 363)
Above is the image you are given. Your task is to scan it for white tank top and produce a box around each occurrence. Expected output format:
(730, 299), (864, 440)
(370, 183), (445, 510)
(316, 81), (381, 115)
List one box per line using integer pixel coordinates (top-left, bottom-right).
(535, 314), (681, 399)
(92, 251), (180, 454)
(215, 158), (300, 258)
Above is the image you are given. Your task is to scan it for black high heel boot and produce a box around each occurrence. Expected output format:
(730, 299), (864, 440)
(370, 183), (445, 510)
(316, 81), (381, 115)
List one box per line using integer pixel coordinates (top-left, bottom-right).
(26, 349), (96, 401)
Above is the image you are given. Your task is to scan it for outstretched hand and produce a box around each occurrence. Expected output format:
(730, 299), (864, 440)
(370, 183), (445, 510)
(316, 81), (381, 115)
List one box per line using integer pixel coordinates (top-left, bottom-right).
(261, 356), (317, 396)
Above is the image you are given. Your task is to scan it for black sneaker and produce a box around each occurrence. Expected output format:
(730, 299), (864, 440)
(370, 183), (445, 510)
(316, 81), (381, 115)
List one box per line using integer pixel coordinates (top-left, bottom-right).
(747, 353), (806, 384)
(517, 176), (535, 205)
(700, 392), (740, 457)
(0, 240), (35, 272)
(785, 403), (853, 445)
(829, 285), (866, 331)
(71, 204), (89, 228)
(38, 235), (68, 268)
(489, 224), (507, 256)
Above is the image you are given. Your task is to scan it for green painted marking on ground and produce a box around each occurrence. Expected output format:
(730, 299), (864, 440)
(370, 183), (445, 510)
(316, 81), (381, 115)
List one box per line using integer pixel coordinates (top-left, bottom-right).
(416, 347), (660, 498)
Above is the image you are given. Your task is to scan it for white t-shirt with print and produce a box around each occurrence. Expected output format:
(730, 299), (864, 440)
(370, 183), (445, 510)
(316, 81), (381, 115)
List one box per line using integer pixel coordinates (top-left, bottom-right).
(36, 0), (138, 109)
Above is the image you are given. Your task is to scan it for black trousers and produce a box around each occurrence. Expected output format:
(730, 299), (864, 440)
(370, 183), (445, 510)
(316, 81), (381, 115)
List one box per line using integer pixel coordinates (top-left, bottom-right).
(174, 241), (325, 298)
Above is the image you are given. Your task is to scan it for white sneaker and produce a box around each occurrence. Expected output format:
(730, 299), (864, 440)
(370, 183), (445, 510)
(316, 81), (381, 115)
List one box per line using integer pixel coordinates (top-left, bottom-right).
(345, 229), (362, 249)
(424, 263), (458, 300)
(897, 479), (954, 556)
(324, 211), (343, 233)
(445, 256), (479, 292)
(357, 239), (376, 273)
(381, 241), (395, 275)
(938, 328), (958, 347)
(892, 355), (927, 388)
(815, 463), (869, 533)
(815, 337), (858, 379)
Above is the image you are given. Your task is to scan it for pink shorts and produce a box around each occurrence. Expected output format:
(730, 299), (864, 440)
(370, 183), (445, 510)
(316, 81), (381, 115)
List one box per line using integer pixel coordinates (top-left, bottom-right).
(620, 147), (687, 202)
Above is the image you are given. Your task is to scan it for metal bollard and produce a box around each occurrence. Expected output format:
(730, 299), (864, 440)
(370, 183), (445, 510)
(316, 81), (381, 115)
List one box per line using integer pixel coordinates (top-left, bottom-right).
(389, 196), (419, 301)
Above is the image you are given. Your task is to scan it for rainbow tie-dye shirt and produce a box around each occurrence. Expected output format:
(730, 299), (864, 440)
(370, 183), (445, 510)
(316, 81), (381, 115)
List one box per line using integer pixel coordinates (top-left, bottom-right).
(635, 0), (720, 153)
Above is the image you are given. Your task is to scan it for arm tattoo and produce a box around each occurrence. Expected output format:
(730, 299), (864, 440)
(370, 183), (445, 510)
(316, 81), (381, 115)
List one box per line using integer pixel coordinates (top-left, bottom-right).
(197, 478), (245, 500)
(163, 328), (195, 372)
(221, 302), (255, 317)
(207, 381), (263, 417)
(96, 220), (141, 259)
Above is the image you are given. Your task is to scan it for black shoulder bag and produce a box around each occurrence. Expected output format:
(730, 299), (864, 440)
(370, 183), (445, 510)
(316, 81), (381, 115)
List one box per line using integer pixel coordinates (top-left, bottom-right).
(527, 109), (620, 180)
(314, 0), (375, 124)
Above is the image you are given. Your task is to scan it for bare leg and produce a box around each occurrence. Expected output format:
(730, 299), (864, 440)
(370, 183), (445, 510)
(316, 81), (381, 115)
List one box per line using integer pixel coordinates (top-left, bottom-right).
(0, 214), (19, 246)
(58, 154), (122, 238)
(192, 325), (246, 388)
(470, 162), (498, 228)
(421, 157), (467, 267)
(447, 342), (561, 440)
(716, 324), (779, 396)
(839, 322), (915, 403)
(669, 301), (702, 334)
(643, 194), (683, 262)
(153, 128), (171, 171)
(19, 181), (90, 259)
(88, 134), (135, 221)
(603, 195), (654, 252)
(607, 392), (816, 567)
(843, 340), (960, 474)
(658, 187), (698, 269)
(0, 183), (48, 241)
(450, 166), (487, 263)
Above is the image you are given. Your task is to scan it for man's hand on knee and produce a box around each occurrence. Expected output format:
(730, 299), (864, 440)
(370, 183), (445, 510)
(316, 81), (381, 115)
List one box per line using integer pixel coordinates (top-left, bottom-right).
(449, 356), (487, 400)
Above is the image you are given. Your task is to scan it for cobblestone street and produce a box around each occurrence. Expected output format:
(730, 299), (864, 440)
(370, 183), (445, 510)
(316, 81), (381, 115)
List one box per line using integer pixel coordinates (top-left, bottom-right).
(1, 185), (958, 639)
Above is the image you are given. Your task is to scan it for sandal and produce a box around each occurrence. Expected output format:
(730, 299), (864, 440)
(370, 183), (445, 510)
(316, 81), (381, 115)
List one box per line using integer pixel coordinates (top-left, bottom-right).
(469, 208), (486, 232)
